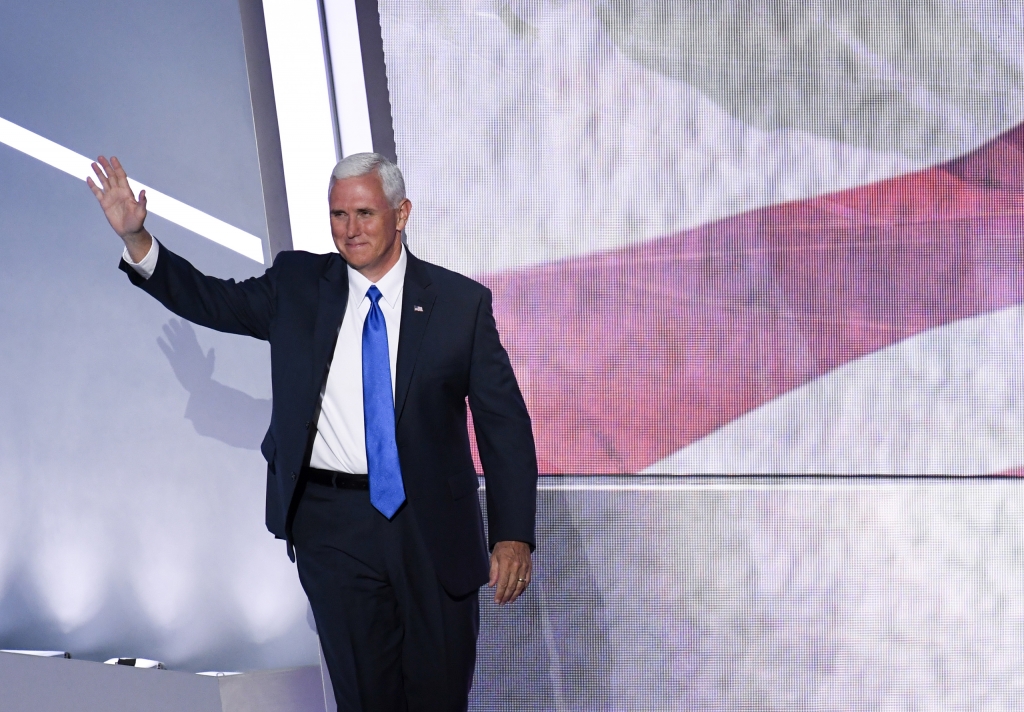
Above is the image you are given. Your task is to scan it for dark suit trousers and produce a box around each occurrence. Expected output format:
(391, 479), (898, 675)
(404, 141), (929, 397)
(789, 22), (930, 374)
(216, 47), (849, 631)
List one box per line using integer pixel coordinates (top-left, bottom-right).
(292, 482), (479, 712)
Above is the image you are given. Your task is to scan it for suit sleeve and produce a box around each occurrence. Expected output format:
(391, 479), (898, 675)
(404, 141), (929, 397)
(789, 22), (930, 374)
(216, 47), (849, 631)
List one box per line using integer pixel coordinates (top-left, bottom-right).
(467, 288), (538, 551)
(119, 242), (277, 341)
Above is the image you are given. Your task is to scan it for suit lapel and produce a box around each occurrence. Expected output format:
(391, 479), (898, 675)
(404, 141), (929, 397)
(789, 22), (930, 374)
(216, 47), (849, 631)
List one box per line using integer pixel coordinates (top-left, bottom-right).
(395, 252), (436, 425)
(312, 254), (350, 393)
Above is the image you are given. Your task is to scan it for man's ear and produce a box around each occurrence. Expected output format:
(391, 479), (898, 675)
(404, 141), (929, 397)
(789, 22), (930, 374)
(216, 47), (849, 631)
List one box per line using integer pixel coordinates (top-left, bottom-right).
(396, 199), (412, 231)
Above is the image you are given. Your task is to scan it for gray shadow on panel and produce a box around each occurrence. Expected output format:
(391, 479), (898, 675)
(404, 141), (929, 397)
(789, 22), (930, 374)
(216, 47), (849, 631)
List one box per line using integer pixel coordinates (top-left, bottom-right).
(157, 319), (272, 451)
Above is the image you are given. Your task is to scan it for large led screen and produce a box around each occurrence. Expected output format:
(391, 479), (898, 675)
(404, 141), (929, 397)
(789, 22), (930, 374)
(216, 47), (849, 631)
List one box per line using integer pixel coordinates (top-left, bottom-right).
(2, 2), (1024, 710)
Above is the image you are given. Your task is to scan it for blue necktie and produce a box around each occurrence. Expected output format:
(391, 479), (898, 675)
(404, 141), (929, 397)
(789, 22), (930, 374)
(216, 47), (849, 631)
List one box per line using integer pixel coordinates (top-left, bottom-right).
(362, 285), (405, 518)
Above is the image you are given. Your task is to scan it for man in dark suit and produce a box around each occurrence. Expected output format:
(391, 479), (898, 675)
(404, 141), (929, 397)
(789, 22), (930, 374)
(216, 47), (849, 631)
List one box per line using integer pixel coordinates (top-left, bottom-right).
(88, 153), (538, 711)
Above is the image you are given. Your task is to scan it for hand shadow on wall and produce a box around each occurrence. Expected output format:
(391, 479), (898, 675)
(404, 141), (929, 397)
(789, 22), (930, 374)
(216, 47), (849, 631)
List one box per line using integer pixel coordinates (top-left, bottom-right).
(157, 319), (271, 450)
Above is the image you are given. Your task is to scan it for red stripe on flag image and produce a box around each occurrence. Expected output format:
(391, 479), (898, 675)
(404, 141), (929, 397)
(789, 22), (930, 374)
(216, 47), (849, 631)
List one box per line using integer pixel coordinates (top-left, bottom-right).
(476, 123), (1024, 474)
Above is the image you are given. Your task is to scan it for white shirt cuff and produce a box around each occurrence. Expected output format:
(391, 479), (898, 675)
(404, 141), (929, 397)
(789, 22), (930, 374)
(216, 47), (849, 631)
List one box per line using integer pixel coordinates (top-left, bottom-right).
(122, 238), (159, 279)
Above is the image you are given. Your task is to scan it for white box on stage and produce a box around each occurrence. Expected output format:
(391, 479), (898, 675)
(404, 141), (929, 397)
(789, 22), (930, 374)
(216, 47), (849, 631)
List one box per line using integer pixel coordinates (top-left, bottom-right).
(0, 650), (327, 712)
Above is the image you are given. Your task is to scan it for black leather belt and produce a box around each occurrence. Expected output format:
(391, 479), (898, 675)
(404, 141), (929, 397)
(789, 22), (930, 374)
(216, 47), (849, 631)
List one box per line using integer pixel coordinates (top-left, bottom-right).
(302, 466), (369, 490)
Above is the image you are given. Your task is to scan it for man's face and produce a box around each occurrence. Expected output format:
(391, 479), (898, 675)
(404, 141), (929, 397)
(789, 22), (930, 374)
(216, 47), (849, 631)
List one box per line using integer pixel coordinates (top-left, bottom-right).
(329, 172), (410, 280)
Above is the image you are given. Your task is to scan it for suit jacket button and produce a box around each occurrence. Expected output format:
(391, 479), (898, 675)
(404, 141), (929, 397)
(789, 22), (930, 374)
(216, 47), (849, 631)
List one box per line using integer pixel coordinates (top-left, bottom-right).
(305, 421), (312, 430)
(291, 472), (297, 481)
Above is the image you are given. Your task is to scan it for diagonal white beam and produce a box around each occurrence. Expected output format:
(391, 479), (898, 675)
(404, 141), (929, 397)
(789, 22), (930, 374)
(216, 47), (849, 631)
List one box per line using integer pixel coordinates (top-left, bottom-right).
(0, 115), (266, 264)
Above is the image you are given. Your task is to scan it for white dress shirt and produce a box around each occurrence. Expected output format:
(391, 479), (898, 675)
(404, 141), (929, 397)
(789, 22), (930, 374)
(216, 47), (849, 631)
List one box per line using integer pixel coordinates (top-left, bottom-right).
(309, 247), (405, 474)
(124, 239), (406, 475)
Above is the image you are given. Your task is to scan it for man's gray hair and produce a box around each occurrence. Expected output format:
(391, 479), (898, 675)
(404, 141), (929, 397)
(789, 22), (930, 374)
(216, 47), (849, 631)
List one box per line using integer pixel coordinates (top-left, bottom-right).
(329, 152), (406, 208)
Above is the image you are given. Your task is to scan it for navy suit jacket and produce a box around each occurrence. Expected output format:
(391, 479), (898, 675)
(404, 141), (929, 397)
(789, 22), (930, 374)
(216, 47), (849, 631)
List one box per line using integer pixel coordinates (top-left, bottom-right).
(121, 244), (538, 596)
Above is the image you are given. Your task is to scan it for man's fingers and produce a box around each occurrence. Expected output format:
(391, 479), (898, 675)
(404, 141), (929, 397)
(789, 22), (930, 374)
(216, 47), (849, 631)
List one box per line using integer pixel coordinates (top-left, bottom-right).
(503, 565), (520, 602)
(494, 572), (513, 603)
(506, 578), (528, 605)
(91, 161), (111, 191)
(492, 563), (506, 602)
(96, 156), (113, 181)
(86, 176), (103, 200)
(97, 156), (118, 187)
(508, 558), (529, 596)
(512, 551), (533, 597)
(110, 156), (131, 189)
(102, 156), (129, 193)
(492, 556), (512, 602)
(494, 558), (523, 604)
(510, 559), (532, 603)
(488, 555), (499, 588)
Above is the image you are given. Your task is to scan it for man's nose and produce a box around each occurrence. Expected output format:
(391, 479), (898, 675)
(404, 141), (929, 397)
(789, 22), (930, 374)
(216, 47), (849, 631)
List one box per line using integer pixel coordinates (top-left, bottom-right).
(346, 218), (360, 238)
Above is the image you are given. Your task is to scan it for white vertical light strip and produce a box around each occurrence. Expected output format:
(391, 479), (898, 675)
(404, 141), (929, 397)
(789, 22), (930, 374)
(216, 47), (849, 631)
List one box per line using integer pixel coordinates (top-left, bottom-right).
(262, 0), (339, 254)
(0, 115), (265, 263)
(322, 0), (375, 157)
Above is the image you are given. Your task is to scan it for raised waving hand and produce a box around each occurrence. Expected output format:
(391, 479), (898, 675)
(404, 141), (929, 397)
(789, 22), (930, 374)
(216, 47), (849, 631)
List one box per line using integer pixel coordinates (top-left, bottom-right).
(87, 155), (152, 262)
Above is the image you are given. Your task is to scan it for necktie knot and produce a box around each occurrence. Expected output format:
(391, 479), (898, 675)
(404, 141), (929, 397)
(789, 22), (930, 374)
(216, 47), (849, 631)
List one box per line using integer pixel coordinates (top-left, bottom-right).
(366, 284), (383, 307)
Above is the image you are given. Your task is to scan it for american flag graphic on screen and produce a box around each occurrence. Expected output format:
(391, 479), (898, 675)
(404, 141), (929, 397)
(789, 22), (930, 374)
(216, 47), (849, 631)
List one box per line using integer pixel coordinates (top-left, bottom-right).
(481, 123), (1024, 475)
(386, 1), (1024, 476)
